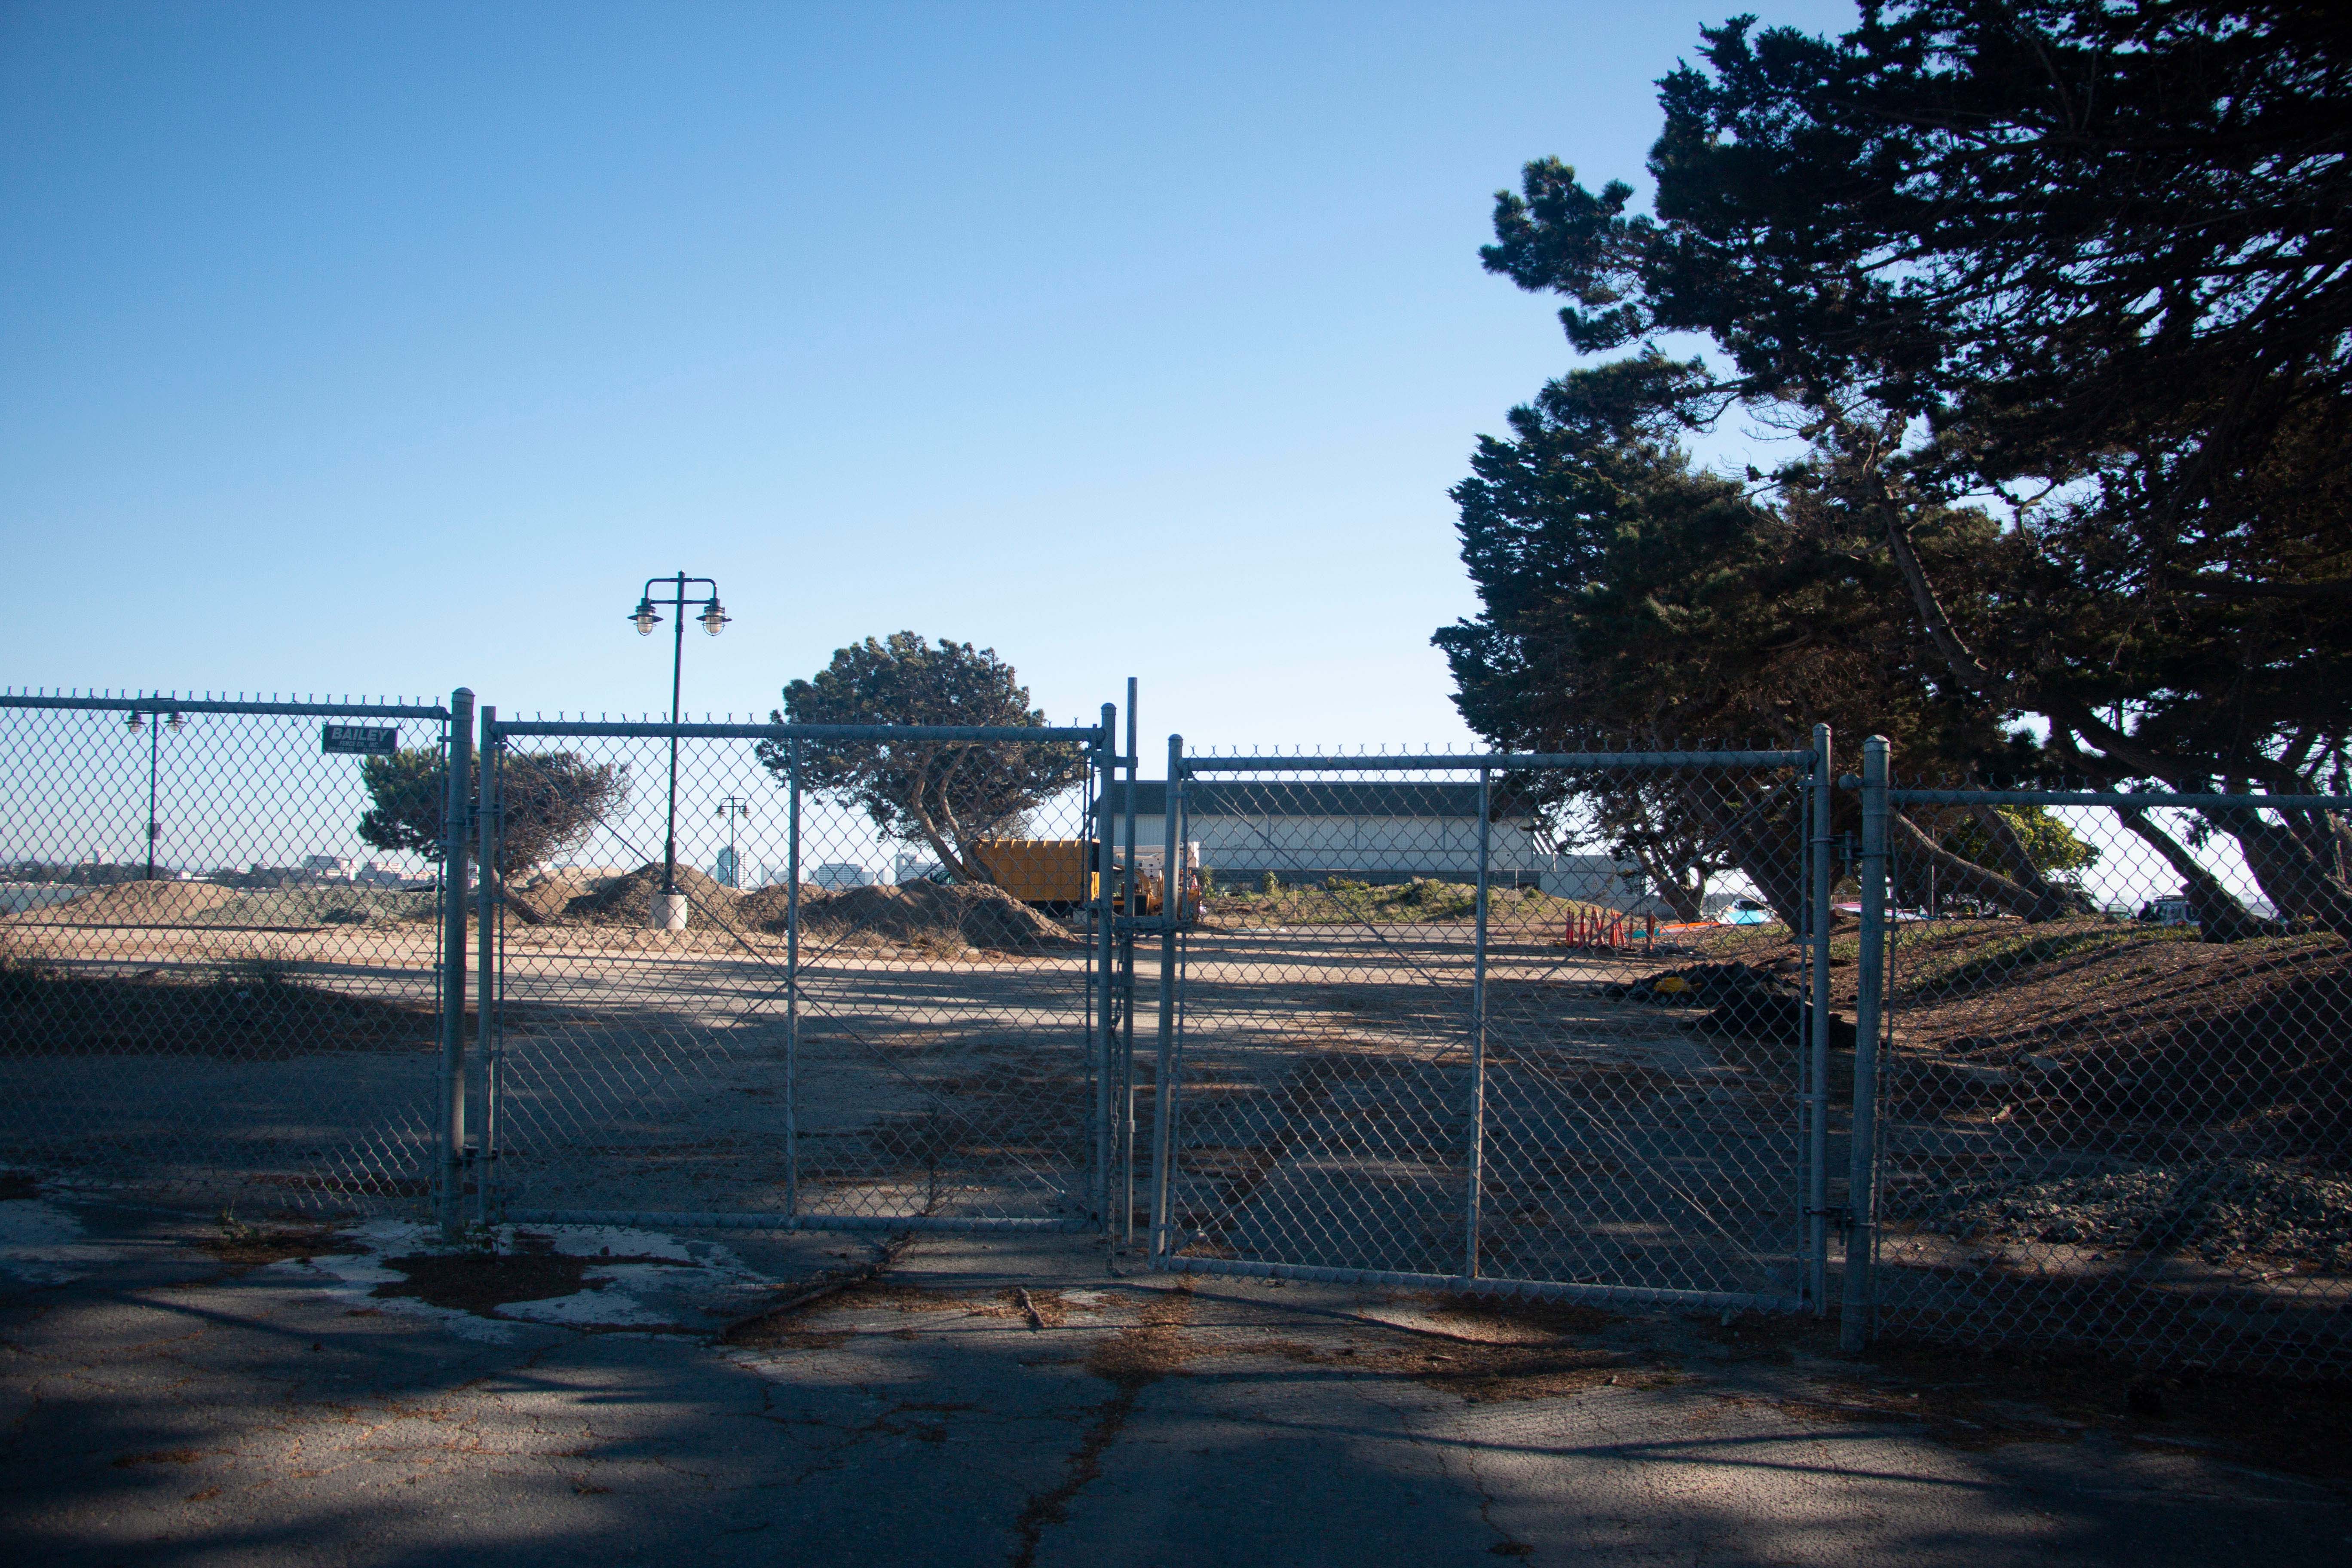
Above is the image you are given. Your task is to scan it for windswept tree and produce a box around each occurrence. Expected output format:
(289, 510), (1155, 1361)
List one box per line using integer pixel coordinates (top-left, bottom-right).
(1450, 0), (2352, 932)
(1437, 365), (2041, 921)
(358, 750), (630, 879)
(756, 634), (1088, 885)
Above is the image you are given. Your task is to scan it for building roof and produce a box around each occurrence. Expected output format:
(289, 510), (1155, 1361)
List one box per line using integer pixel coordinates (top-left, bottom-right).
(1092, 780), (1526, 821)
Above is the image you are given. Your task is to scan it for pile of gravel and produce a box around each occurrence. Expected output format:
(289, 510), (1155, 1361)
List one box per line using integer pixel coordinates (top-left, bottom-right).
(1897, 1158), (2352, 1268)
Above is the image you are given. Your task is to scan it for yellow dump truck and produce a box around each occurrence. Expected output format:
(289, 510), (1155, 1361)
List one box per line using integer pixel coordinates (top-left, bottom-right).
(965, 838), (1193, 916)
(965, 839), (1093, 905)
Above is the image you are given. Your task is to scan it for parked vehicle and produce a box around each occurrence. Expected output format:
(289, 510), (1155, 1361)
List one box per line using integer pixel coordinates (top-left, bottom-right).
(965, 839), (1092, 906)
(963, 837), (1201, 917)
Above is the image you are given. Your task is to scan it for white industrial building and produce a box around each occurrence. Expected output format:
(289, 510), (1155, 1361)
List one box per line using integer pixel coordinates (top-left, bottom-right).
(1091, 781), (1654, 908)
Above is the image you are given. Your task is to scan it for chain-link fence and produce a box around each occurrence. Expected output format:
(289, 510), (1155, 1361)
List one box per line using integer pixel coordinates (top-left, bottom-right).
(0, 692), (454, 1213)
(477, 712), (1118, 1233)
(1145, 744), (1838, 1312)
(1862, 764), (2352, 1378)
(8, 686), (2348, 1378)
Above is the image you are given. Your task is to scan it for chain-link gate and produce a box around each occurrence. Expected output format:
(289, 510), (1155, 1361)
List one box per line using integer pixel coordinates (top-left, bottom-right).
(0, 691), (456, 1213)
(1850, 743), (2352, 1378)
(12, 680), (2346, 1377)
(1144, 740), (1837, 1314)
(475, 711), (1120, 1234)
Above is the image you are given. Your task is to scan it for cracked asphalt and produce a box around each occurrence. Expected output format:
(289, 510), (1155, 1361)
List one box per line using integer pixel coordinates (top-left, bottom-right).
(3, 1194), (2347, 1566)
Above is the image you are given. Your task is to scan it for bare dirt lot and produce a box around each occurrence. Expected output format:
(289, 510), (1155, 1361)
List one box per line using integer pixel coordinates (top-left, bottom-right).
(4, 903), (2346, 1378)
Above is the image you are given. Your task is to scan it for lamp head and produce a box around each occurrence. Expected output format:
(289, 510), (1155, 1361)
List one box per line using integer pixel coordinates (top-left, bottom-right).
(700, 598), (729, 636)
(631, 598), (659, 636)
(166, 711), (186, 732)
(124, 710), (143, 733)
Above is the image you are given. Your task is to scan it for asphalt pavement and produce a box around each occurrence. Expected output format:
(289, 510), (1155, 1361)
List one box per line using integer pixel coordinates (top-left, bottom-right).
(2, 1191), (2346, 1567)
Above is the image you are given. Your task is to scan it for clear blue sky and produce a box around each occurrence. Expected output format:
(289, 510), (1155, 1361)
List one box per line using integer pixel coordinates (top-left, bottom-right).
(2, 0), (1856, 754)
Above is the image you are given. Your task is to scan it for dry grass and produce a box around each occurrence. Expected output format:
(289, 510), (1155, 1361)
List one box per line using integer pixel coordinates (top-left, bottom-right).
(1205, 878), (1620, 930)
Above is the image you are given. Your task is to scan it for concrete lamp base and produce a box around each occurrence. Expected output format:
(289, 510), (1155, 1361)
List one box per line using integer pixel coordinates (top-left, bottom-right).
(649, 891), (690, 931)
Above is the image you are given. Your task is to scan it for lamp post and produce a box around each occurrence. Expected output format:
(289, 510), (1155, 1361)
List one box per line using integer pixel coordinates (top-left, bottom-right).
(123, 706), (187, 881)
(714, 796), (750, 888)
(628, 572), (730, 929)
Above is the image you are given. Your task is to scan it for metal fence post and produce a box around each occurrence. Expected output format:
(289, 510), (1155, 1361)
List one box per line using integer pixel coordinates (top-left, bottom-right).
(783, 736), (801, 1219)
(473, 706), (500, 1231)
(1840, 734), (1888, 1351)
(1094, 703), (1118, 1231)
(1808, 723), (1833, 1312)
(1119, 677), (1140, 1245)
(1147, 733), (1184, 1261)
(1465, 767), (1491, 1281)
(437, 687), (475, 1241)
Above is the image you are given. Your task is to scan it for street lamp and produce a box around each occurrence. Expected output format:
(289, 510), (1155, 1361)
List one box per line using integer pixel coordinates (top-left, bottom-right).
(628, 572), (730, 929)
(123, 706), (187, 882)
(714, 795), (751, 888)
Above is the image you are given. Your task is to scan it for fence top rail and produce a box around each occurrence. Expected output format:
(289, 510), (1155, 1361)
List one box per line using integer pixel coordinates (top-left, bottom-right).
(1884, 787), (2352, 809)
(490, 718), (1109, 743)
(0, 693), (450, 720)
(1182, 749), (1813, 774)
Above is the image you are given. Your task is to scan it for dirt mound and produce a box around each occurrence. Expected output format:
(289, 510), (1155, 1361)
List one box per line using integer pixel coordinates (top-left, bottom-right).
(1895, 1158), (2352, 1269)
(1604, 961), (1857, 1049)
(727, 883), (805, 927)
(551, 863), (742, 926)
(504, 867), (619, 925)
(7, 881), (245, 925)
(787, 881), (1080, 953)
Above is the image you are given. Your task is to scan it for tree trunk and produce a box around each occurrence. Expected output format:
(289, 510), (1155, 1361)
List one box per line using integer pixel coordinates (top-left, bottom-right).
(1884, 810), (2074, 922)
(2213, 808), (2352, 939)
(1628, 843), (1706, 922)
(1694, 786), (1808, 930)
(910, 747), (992, 885)
(2115, 808), (2281, 941)
(1969, 805), (2090, 916)
(480, 867), (551, 927)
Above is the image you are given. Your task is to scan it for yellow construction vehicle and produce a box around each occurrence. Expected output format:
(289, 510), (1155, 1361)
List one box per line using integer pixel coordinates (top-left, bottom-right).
(964, 838), (1195, 917)
(965, 838), (1092, 905)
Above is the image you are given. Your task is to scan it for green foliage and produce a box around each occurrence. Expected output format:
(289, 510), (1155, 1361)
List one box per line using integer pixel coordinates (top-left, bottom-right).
(358, 749), (628, 877)
(1452, 0), (2352, 931)
(355, 749), (444, 861)
(1436, 372), (2021, 764)
(1432, 373), (2018, 921)
(1938, 808), (2099, 882)
(1473, 0), (2352, 791)
(756, 633), (1087, 885)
